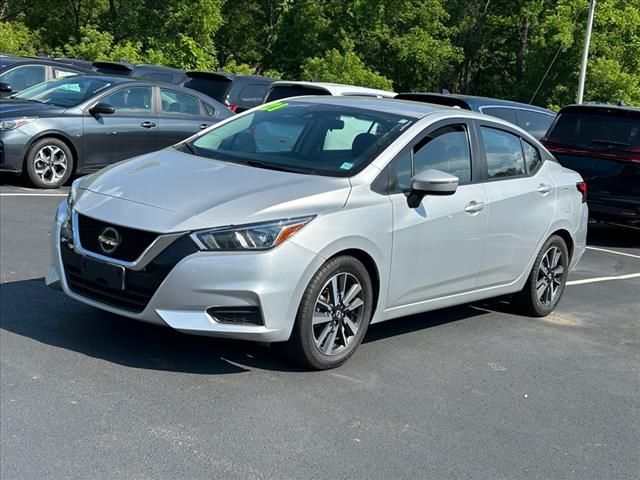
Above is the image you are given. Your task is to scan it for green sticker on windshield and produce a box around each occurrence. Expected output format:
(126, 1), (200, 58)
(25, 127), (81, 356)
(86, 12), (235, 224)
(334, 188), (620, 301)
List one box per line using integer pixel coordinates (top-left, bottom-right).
(340, 162), (353, 170)
(259, 101), (288, 112)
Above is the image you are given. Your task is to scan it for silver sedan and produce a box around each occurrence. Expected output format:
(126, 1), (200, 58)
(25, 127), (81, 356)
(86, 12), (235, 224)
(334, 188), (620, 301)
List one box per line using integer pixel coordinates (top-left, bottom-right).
(47, 97), (588, 369)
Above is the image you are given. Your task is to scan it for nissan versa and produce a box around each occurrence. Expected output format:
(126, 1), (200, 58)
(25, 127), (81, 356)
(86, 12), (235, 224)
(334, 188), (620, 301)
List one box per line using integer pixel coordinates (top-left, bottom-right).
(46, 97), (588, 369)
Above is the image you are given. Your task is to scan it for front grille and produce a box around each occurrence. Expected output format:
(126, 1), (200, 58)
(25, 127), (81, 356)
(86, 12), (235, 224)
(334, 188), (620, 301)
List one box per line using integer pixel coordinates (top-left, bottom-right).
(61, 236), (200, 313)
(77, 214), (158, 262)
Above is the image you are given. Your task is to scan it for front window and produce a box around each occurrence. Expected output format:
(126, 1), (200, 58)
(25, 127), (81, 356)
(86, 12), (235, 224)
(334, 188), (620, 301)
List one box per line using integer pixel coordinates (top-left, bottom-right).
(101, 87), (152, 113)
(188, 101), (414, 176)
(15, 76), (113, 107)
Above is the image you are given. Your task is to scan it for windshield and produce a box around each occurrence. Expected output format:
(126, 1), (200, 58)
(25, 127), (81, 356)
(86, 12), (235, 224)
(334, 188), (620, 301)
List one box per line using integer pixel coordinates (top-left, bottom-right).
(15, 76), (114, 107)
(264, 85), (331, 103)
(188, 101), (415, 176)
(546, 111), (640, 153)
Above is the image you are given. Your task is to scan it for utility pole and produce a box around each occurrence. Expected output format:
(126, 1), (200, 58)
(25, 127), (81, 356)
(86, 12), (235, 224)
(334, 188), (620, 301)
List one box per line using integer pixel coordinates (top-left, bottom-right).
(577, 0), (596, 104)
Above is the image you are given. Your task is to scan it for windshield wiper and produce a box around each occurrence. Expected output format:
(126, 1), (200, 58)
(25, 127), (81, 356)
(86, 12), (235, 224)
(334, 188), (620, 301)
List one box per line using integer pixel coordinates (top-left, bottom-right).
(180, 142), (197, 155)
(245, 160), (310, 174)
(591, 139), (631, 148)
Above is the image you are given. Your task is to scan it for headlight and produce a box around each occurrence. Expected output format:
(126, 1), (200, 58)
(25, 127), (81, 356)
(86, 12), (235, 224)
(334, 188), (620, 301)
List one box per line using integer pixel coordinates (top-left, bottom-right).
(192, 216), (315, 251)
(0, 118), (36, 131)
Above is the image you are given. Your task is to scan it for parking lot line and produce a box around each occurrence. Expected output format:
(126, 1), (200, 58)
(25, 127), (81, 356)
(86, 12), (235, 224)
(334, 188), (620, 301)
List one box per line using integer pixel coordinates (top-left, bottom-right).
(0, 193), (67, 197)
(585, 246), (640, 260)
(567, 272), (640, 286)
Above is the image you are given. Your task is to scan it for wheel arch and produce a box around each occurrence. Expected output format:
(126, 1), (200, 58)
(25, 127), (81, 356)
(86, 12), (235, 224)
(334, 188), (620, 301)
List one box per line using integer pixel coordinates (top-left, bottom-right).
(326, 248), (381, 320)
(549, 228), (574, 261)
(25, 131), (80, 174)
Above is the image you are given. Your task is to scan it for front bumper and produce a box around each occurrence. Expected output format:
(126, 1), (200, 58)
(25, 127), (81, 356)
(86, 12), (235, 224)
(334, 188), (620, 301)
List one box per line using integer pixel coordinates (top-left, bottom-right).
(46, 205), (325, 342)
(0, 129), (30, 173)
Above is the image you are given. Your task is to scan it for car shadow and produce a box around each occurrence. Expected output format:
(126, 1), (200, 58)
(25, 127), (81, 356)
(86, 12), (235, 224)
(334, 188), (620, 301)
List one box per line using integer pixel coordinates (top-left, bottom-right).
(1, 278), (495, 374)
(587, 223), (639, 248)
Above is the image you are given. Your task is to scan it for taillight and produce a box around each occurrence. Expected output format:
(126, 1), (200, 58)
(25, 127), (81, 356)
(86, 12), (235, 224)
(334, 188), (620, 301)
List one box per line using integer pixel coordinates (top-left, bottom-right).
(227, 104), (238, 113)
(577, 182), (587, 203)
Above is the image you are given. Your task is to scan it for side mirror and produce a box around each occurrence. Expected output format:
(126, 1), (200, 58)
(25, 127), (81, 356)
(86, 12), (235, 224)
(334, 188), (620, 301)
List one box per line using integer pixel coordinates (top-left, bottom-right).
(89, 102), (115, 116)
(0, 82), (12, 93)
(407, 169), (459, 208)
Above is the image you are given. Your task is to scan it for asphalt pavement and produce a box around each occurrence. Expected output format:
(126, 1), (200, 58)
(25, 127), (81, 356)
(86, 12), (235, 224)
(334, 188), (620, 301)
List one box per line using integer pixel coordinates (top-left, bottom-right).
(1, 178), (638, 480)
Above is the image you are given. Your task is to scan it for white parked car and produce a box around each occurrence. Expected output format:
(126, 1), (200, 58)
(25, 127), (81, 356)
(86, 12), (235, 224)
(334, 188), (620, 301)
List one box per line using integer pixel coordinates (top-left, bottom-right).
(263, 80), (395, 103)
(47, 97), (588, 369)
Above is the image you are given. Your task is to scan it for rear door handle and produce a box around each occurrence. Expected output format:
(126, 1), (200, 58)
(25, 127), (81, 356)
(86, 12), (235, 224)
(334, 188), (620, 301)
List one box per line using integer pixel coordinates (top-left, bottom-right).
(140, 121), (157, 129)
(464, 201), (485, 213)
(199, 123), (209, 130)
(537, 184), (552, 194)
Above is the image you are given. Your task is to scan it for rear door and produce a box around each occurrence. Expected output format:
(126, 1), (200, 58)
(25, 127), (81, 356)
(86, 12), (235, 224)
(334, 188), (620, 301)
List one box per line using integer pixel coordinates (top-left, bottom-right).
(475, 122), (555, 288)
(157, 87), (212, 146)
(83, 85), (158, 169)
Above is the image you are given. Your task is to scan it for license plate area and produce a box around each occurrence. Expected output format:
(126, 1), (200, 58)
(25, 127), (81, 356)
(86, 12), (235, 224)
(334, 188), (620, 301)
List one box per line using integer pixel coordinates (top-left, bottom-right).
(80, 256), (126, 291)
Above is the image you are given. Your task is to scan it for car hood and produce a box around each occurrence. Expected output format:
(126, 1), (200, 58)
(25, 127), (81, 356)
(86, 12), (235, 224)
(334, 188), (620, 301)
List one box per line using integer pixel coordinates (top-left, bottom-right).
(74, 148), (352, 232)
(0, 99), (65, 117)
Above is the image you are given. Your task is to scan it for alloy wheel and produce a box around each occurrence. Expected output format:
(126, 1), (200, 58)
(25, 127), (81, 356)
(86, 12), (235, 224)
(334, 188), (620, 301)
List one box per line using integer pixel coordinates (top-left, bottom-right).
(312, 272), (365, 356)
(33, 145), (68, 185)
(536, 246), (564, 305)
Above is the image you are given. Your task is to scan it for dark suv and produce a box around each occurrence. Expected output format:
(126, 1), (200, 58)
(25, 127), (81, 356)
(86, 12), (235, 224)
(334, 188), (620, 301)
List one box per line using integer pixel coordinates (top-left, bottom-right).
(542, 104), (640, 229)
(181, 72), (275, 113)
(396, 93), (556, 139)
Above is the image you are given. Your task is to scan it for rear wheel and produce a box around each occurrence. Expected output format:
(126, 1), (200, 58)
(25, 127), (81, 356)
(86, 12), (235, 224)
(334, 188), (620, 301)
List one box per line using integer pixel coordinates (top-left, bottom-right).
(513, 235), (569, 316)
(25, 138), (74, 189)
(287, 256), (373, 370)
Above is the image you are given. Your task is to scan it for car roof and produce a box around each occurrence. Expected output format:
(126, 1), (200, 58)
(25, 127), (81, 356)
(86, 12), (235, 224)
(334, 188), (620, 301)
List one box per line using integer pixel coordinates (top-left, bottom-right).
(558, 103), (640, 117)
(0, 54), (93, 72)
(270, 80), (395, 97)
(396, 92), (555, 115)
(283, 95), (461, 119)
(185, 71), (275, 82)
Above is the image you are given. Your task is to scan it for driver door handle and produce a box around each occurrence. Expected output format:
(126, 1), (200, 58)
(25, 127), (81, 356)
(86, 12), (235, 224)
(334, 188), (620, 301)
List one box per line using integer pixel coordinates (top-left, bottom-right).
(464, 201), (485, 213)
(537, 184), (552, 194)
(199, 123), (209, 130)
(140, 121), (157, 129)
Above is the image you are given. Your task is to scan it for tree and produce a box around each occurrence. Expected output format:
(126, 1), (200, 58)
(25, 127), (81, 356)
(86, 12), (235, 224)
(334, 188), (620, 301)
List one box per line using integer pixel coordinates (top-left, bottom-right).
(302, 46), (393, 90)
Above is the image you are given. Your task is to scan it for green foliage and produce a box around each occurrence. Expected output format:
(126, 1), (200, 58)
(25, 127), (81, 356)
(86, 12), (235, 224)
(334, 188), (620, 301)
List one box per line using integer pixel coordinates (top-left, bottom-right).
(0, 20), (41, 56)
(0, 0), (638, 106)
(302, 47), (393, 91)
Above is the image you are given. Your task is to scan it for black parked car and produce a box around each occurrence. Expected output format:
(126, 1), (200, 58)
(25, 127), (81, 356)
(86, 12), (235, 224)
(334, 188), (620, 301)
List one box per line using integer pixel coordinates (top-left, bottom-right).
(0, 54), (93, 97)
(0, 75), (232, 188)
(181, 72), (276, 113)
(542, 104), (640, 229)
(396, 93), (556, 139)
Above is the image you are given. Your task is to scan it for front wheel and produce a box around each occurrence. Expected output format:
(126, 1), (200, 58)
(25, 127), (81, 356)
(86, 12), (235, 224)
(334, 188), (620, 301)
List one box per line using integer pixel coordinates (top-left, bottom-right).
(24, 138), (74, 189)
(513, 235), (569, 317)
(287, 256), (374, 370)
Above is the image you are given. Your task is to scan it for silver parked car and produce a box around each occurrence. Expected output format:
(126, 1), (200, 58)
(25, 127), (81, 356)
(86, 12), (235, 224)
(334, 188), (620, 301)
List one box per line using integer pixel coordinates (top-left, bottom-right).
(46, 97), (588, 369)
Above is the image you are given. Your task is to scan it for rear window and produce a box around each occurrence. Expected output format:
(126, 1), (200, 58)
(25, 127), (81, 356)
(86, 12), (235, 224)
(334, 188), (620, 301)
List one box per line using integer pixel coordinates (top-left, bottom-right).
(264, 85), (331, 103)
(237, 84), (269, 106)
(516, 110), (554, 139)
(183, 77), (231, 103)
(546, 111), (640, 153)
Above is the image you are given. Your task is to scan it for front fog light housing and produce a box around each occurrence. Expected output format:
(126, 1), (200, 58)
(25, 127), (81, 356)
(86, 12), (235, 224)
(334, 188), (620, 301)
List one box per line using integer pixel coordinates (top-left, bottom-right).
(192, 216), (315, 251)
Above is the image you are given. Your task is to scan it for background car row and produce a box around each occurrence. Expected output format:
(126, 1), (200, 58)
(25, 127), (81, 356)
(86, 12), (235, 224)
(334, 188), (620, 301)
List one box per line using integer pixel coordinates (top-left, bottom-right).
(1, 53), (638, 229)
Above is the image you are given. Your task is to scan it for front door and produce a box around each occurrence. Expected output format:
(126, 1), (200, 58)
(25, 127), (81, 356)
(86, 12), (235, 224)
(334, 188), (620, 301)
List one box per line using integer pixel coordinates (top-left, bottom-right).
(82, 85), (158, 170)
(387, 122), (488, 308)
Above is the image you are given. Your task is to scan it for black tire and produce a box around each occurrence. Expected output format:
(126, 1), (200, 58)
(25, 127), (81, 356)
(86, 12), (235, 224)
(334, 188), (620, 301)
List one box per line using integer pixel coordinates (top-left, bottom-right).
(24, 137), (74, 189)
(287, 255), (374, 370)
(513, 235), (569, 317)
